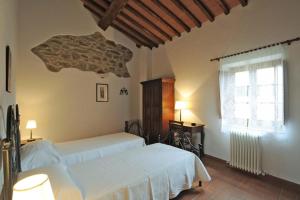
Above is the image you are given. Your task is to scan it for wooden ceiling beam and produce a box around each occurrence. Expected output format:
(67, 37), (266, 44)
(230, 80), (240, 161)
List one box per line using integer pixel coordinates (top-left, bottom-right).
(193, 0), (215, 22)
(215, 0), (230, 15)
(153, 0), (190, 32)
(118, 12), (164, 45)
(125, 4), (173, 41)
(111, 24), (152, 49)
(98, 0), (128, 30)
(134, 0), (181, 37)
(113, 18), (159, 48)
(239, 0), (248, 7)
(84, 0), (153, 48)
(94, 0), (164, 45)
(172, 0), (202, 27)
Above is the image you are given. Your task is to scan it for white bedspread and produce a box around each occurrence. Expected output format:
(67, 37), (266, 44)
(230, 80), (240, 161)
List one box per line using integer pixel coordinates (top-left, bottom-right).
(69, 143), (211, 200)
(55, 132), (145, 166)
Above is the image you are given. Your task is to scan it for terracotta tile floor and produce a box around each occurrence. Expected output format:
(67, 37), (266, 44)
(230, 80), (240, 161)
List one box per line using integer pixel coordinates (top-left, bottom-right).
(174, 157), (300, 200)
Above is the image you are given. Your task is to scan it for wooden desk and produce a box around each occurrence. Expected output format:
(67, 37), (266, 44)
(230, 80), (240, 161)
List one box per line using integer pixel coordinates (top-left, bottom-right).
(182, 122), (205, 157)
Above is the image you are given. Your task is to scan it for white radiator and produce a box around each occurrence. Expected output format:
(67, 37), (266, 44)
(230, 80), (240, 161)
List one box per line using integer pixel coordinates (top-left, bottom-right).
(229, 131), (262, 175)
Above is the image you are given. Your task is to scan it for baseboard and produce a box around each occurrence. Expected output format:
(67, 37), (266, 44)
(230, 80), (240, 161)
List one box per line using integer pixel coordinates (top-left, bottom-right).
(204, 153), (300, 191)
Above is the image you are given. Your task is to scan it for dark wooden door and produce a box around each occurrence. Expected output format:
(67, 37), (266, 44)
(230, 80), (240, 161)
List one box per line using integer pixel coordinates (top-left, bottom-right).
(142, 80), (162, 143)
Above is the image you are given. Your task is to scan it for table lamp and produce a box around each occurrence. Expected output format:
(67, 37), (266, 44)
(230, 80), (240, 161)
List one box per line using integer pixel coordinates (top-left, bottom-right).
(13, 174), (55, 200)
(175, 101), (187, 122)
(26, 120), (37, 140)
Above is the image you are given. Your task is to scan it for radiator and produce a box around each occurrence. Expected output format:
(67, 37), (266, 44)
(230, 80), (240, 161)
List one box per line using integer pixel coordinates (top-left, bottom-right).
(229, 131), (262, 175)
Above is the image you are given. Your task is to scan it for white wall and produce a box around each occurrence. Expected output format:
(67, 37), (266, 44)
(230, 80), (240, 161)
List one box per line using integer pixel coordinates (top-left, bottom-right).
(0, 0), (17, 138)
(17, 0), (143, 142)
(150, 0), (300, 184)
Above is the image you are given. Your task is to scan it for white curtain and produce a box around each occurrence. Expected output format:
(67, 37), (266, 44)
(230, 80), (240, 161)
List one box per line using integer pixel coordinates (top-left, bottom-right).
(219, 46), (286, 134)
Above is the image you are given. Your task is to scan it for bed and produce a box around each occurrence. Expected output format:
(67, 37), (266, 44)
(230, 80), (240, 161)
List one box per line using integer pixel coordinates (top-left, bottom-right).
(55, 132), (145, 166)
(1, 105), (211, 200)
(20, 131), (145, 171)
(20, 119), (146, 171)
(20, 144), (211, 200)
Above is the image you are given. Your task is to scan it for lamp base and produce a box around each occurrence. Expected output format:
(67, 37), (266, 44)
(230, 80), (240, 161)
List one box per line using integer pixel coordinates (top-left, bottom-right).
(179, 109), (182, 122)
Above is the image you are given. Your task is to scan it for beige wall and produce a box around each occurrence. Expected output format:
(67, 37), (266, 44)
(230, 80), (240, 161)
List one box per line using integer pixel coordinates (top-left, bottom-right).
(150, 0), (300, 184)
(16, 0), (143, 142)
(0, 0), (17, 138)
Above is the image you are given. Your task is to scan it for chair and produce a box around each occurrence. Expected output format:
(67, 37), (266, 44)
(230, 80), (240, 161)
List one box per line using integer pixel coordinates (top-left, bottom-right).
(168, 120), (202, 159)
(125, 120), (149, 144)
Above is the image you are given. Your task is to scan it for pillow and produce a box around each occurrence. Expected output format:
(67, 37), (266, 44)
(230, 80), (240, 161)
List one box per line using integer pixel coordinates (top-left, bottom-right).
(21, 140), (63, 171)
(19, 164), (83, 200)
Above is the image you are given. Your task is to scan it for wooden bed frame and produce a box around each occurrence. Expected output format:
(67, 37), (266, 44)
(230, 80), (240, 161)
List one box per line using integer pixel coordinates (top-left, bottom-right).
(125, 120), (149, 144)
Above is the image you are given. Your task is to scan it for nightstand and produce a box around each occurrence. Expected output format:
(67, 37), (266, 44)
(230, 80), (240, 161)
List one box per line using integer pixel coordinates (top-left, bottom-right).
(21, 138), (43, 146)
(182, 122), (205, 158)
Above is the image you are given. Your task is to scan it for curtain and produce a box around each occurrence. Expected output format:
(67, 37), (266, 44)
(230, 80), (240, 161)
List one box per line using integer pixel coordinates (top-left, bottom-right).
(219, 46), (286, 134)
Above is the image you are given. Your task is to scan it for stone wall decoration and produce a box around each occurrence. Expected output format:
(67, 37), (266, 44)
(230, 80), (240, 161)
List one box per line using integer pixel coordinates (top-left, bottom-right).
(31, 32), (133, 78)
(96, 83), (108, 102)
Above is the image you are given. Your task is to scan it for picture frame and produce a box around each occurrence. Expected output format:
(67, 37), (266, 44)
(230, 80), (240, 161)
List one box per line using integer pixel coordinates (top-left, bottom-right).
(96, 83), (109, 102)
(5, 45), (12, 93)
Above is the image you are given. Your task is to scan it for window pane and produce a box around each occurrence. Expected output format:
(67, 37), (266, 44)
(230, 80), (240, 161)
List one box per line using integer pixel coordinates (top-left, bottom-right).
(257, 104), (275, 121)
(235, 71), (249, 86)
(235, 86), (249, 103)
(235, 103), (250, 119)
(257, 68), (274, 85)
(257, 85), (275, 103)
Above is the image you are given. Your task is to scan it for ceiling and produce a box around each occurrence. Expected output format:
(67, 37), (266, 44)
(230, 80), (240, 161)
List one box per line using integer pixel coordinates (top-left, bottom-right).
(82, 0), (248, 49)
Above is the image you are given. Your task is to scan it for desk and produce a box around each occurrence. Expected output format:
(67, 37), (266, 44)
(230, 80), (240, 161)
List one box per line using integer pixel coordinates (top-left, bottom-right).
(182, 122), (205, 157)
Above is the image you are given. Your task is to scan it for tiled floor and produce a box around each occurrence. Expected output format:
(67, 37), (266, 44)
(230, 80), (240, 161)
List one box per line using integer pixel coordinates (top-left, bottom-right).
(174, 156), (300, 200)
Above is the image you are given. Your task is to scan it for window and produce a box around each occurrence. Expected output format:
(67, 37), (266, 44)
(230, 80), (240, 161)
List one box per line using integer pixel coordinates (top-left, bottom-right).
(219, 55), (285, 133)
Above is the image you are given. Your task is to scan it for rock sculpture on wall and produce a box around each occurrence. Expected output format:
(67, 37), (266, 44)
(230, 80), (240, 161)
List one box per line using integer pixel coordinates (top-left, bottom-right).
(31, 32), (133, 78)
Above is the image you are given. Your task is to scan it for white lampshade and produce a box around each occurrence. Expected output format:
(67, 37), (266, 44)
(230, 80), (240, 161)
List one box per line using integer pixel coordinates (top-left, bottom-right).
(26, 120), (37, 129)
(175, 101), (187, 110)
(13, 174), (55, 200)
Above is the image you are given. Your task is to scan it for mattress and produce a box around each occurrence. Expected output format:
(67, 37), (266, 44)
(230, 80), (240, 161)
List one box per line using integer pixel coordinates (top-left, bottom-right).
(55, 132), (145, 166)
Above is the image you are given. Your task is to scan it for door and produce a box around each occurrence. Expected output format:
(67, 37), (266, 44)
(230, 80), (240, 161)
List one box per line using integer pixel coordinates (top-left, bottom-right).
(142, 80), (162, 144)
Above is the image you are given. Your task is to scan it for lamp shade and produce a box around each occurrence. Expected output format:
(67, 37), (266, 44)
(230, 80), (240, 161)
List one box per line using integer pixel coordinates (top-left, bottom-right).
(13, 174), (55, 200)
(26, 120), (37, 129)
(175, 101), (187, 110)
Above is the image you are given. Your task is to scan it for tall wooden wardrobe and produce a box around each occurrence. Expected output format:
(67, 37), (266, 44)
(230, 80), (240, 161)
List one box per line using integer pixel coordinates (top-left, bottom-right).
(141, 78), (175, 144)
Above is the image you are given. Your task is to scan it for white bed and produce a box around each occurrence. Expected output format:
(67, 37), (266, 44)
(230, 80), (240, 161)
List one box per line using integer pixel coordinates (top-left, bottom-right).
(21, 132), (145, 171)
(20, 143), (211, 200)
(55, 132), (145, 166)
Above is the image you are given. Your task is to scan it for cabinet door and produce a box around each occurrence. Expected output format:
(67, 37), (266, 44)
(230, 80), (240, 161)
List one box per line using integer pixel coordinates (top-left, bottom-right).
(143, 81), (162, 143)
(162, 81), (175, 139)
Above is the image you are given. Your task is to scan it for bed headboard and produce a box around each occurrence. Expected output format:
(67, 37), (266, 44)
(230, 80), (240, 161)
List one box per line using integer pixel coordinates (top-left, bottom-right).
(1, 105), (21, 200)
(125, 120), (149, 144)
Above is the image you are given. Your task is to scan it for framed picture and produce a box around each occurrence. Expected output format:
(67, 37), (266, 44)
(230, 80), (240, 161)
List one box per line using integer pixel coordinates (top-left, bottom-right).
(96, 83), (109, 102)
(5, 45), (12, 93)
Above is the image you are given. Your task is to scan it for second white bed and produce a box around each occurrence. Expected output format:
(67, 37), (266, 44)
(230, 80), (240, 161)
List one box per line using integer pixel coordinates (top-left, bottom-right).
(55, 132), (145, 166)
(69, 144), (210, 200)
(21, 132), (145, 171)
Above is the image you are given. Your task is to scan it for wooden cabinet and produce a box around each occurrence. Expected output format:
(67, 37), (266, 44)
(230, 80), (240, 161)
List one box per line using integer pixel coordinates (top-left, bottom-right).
(141, 78), (175, 144)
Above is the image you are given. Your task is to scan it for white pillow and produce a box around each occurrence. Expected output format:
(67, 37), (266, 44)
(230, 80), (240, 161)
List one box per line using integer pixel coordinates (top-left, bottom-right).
(19, 164), (83, 200)
(21, 140), (63, 171)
